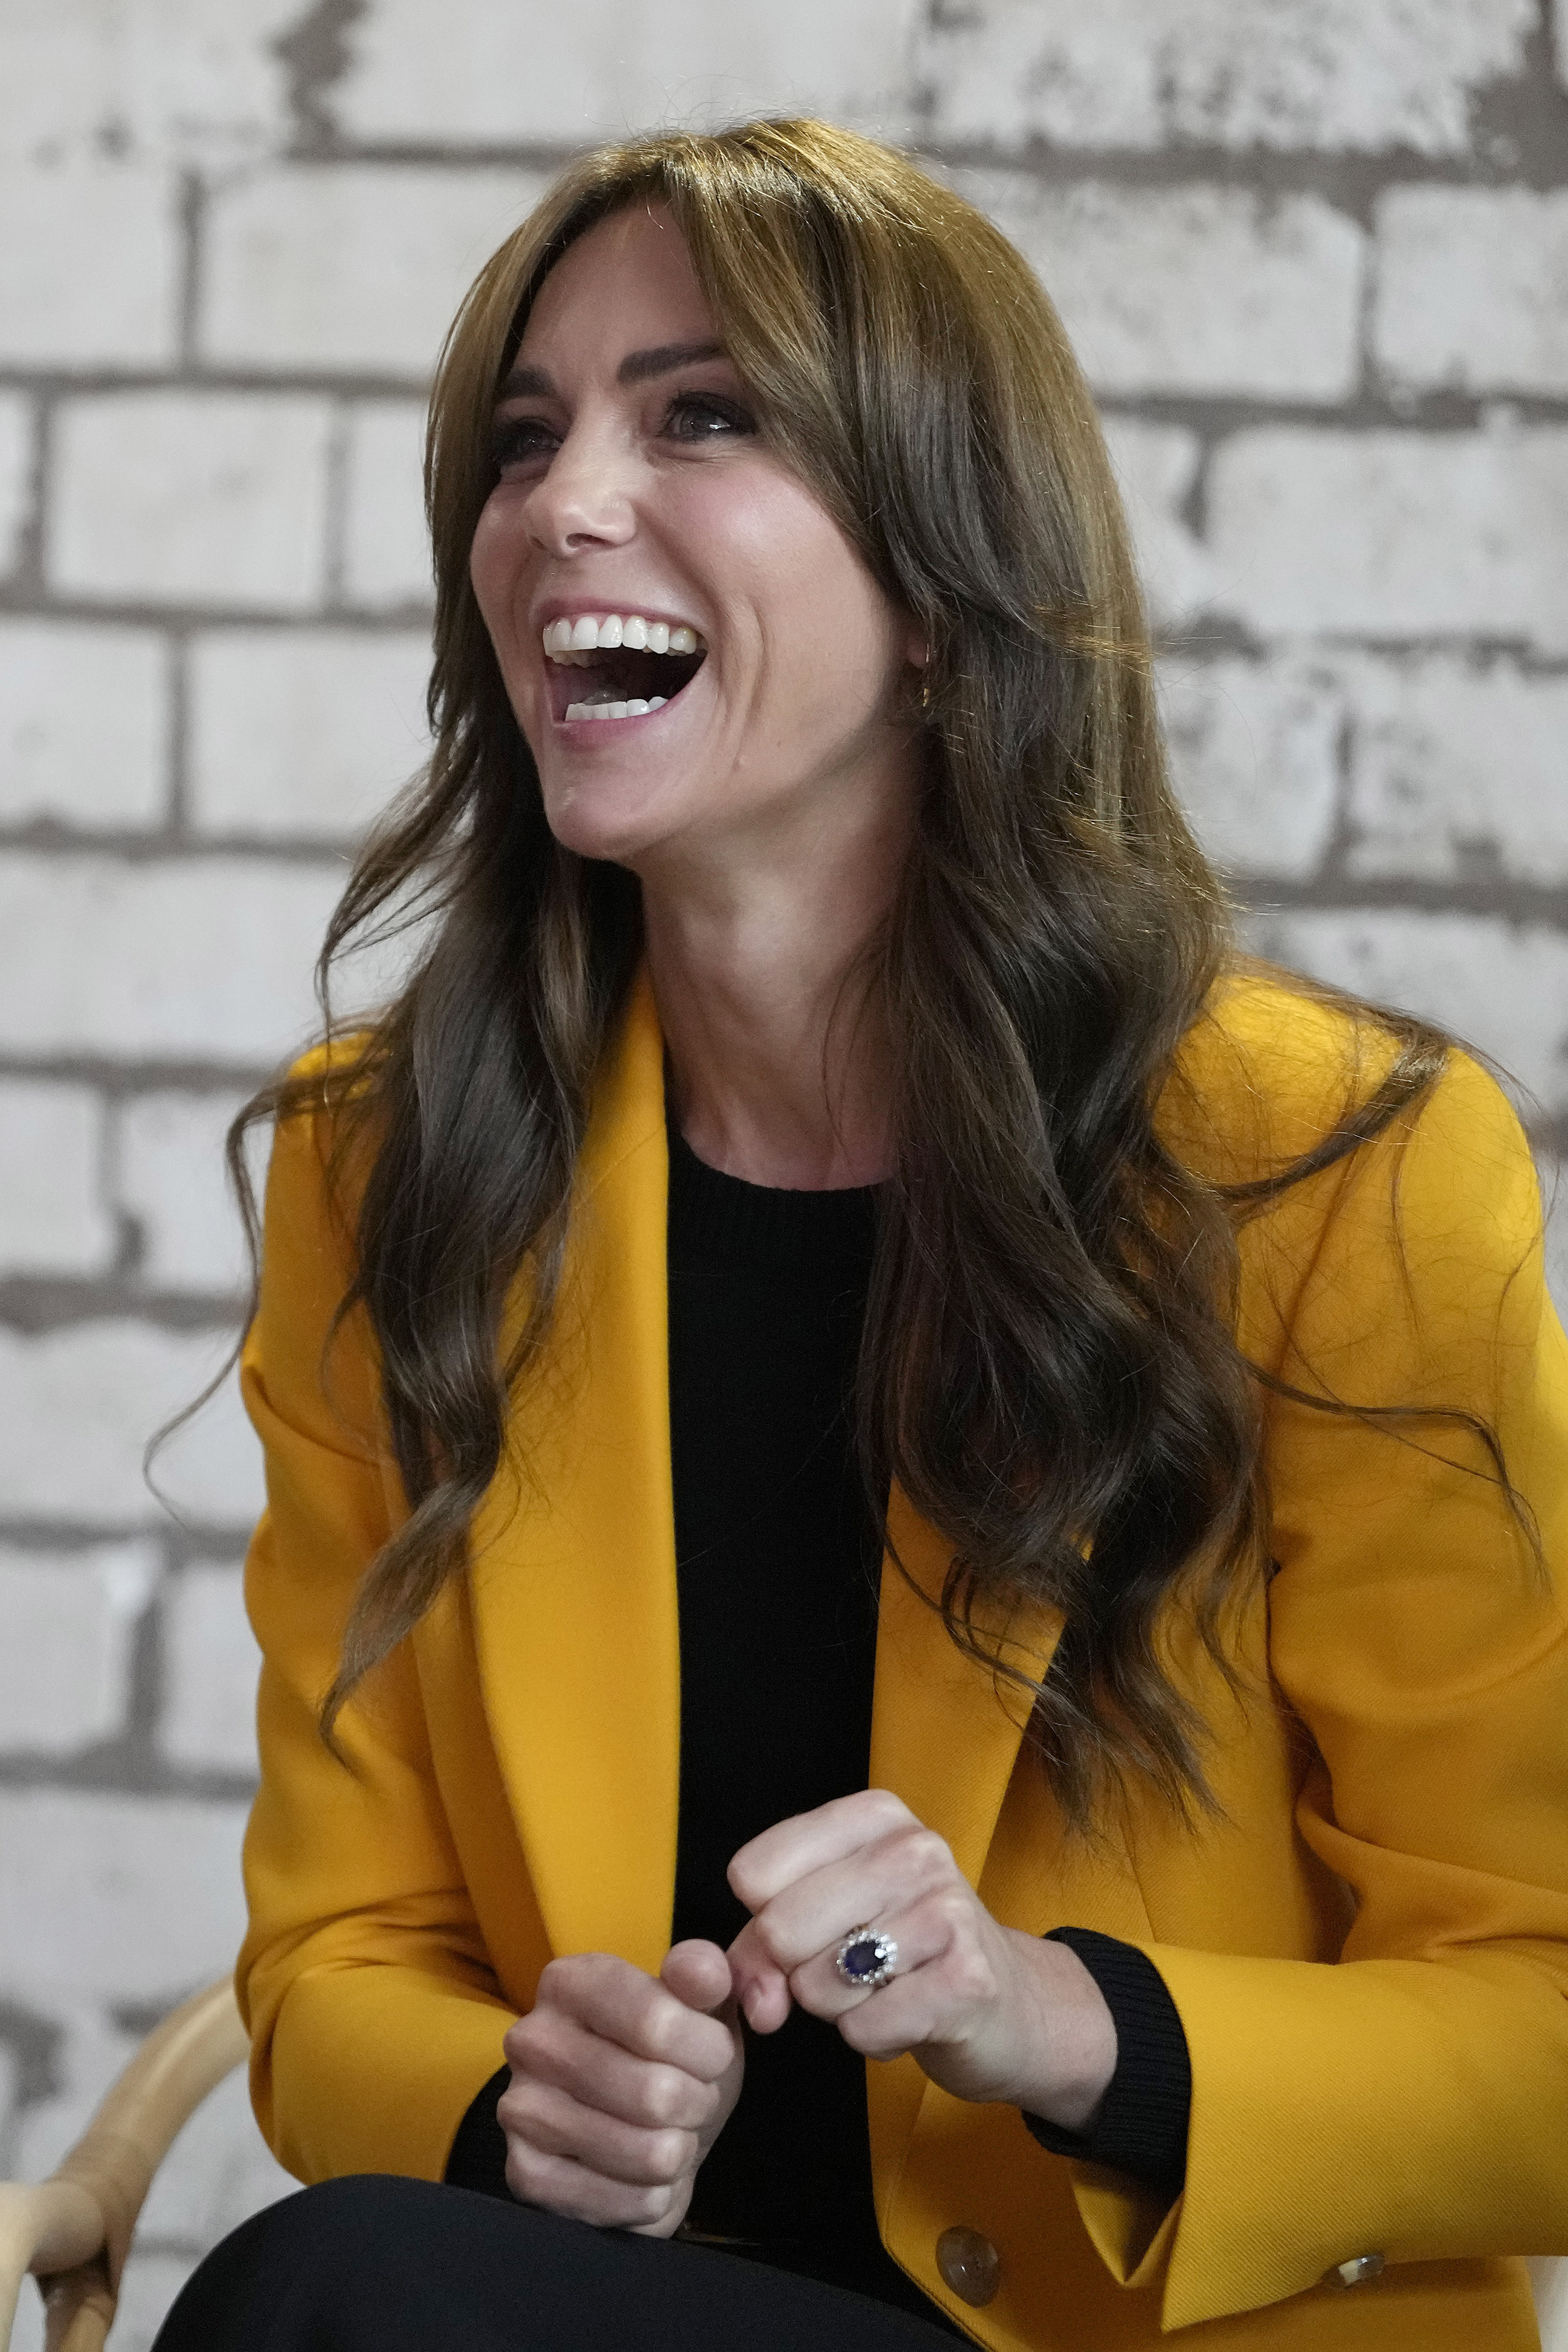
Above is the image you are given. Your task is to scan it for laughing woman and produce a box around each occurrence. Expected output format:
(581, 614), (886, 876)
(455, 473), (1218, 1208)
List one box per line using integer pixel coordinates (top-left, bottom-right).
(157, 121), (1568, 2352)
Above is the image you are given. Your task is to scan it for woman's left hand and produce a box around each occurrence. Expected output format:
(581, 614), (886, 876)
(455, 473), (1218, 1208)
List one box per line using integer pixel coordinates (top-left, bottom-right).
(726, 1789), (1117, 2132)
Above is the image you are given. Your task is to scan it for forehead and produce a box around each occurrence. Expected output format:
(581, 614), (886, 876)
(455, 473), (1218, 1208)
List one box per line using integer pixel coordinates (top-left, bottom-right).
(516, 203), (718, 365)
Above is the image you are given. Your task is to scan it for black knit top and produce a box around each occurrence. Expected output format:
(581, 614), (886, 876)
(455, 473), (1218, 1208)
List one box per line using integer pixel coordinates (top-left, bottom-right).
(446, 1119), (1191, 2322)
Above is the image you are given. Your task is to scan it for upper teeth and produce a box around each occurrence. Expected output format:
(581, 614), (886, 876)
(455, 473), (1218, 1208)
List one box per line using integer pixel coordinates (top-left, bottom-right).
(543, 614), (703, 663)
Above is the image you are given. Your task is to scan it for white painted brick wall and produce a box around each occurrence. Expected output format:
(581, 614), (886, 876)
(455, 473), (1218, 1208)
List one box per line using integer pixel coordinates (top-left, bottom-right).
(0, 1543), (157, 1753)
(0, 1080), (114, 1277)
(0, 1789), (249, 2008)
(160, 1563), (260, 1774)
(2, 16), (1565, 2348)
(188, 629), (434, 840)
(1343, 657), (1568, 883)
(0, 391), (32, 579)
(0, 0), (301, 169)
(1376, 190), (1568, 398)
(1206, 426), (1568, 647)
(1161, 659), (1342, 880)
(0, 854), (342, 1059)
(115, 1091), (251, 1295)
(968, 179), (1365, 401)
(332, 0), (925, 146)
(1248, 910), (1568, 1115)
(1098, 421), (1211, 628)
(203, 166), (551, 377)
(0, 1328), (263, 1526)
(0, 623), (169, 829)
(0, 163), (181, 368)
(341, 401), (433, 611)
(919, 0), (1536, 155)
(48, 394), (333, 611)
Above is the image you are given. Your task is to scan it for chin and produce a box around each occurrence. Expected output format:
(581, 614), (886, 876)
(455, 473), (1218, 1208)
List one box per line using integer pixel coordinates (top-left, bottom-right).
(537, 769), (688, 867)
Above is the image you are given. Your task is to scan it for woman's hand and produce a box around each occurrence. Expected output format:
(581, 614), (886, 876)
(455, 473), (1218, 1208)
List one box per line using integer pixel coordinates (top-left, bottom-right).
(498, 1940), (743, 2235)
(727, 1790), (1117, 2131)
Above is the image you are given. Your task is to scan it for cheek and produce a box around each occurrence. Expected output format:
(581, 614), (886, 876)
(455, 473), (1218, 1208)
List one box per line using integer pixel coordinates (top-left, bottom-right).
(468, 494), (530, 647)
(682, 470), (895, 696)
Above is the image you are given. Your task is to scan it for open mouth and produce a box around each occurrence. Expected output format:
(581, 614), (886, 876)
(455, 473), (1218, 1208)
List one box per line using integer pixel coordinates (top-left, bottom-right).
(543, 613), (707, 725)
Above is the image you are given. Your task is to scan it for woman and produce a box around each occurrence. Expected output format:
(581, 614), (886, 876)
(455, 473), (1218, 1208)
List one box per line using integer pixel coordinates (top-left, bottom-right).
(156, 119), (1568, 2350)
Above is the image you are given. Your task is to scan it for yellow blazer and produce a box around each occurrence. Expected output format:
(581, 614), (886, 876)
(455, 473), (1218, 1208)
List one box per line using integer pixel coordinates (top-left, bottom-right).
(236, 969), (1568, 2349)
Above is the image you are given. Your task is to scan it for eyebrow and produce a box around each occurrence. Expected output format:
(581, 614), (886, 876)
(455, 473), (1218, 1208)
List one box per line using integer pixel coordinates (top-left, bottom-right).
(497, 340), (728, 400)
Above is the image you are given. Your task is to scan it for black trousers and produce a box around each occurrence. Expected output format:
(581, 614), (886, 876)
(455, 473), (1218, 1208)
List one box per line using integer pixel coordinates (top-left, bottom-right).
(151, 2175), (966, 2350)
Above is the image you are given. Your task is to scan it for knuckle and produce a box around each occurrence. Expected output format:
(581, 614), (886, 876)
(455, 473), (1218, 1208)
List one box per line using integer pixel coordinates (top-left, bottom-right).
(905, 1828), (951, 1880)
(648, 2126), (693, 2181)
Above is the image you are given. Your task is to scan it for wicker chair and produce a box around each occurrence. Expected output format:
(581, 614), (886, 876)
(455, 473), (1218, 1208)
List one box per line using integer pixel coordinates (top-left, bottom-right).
(0, 1977), (1563, 2349)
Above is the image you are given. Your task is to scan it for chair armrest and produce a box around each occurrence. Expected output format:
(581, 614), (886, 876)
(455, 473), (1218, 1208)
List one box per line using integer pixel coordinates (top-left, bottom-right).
(0, 1978), (248, 2352)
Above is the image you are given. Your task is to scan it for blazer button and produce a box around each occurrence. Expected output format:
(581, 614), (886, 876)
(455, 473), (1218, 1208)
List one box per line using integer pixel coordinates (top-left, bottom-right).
(1332, 2254), (1386, 2288)
(936, 2225), (1001, 2307)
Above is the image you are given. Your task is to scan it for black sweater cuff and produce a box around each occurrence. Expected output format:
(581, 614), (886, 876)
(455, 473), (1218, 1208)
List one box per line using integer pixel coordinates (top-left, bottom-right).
(444, 2064), (513, 2199)
(1021, 1927), (1191, 2199)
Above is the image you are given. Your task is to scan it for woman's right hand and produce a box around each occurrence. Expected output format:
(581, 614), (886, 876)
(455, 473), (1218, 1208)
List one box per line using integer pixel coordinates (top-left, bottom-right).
(497, 1939), (743, 2236)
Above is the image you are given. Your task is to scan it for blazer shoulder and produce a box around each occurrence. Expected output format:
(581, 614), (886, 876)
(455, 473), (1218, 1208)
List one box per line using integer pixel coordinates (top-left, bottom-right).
(1161, 960), (1478, 1195)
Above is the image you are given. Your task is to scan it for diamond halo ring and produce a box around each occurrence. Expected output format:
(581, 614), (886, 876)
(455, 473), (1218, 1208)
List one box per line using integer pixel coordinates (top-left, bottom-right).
(834, 1926), (899, 1991)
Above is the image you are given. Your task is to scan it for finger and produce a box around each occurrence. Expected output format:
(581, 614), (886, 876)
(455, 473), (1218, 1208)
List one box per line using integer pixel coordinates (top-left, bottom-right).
(726, 1918), (792, 2034)
(727, 1789), (915, 1912)
(502, 2137), (677, 2232)
(660, 1939), (733, 2017)
(498, 2074), (698, 2189)
(502, 2010), (720, 2133)
(783, 1888), (963, 2026)
(532, 1951), (734, 2081)
(744, 1822), (958, 1980)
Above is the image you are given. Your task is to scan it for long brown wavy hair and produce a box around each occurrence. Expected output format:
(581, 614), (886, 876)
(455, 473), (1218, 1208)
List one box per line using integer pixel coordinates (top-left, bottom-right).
(231, 119), (1460, 1827)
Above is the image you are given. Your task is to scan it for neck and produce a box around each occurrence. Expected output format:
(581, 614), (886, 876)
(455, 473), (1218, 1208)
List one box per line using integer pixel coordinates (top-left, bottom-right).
(637, 797), (909, 1192)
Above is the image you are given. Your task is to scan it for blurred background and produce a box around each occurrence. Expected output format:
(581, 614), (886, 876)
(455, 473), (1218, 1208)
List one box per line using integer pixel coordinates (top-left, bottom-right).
(0, 1), (1564, 2341)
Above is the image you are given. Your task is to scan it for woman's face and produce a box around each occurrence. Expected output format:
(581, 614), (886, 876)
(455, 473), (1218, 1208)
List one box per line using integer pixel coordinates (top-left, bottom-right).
(469, 203), (925, 874)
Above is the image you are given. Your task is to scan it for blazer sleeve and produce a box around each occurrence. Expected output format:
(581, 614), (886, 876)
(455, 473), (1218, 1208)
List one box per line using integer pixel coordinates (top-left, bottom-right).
(1074, 1050), (1568, 2332)
(235, 1092), (517, 2187)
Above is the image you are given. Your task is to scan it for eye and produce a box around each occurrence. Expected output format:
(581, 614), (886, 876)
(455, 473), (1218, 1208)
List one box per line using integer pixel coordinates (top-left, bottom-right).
(663, 392), (755, 445)
(489, 414), (557, 477)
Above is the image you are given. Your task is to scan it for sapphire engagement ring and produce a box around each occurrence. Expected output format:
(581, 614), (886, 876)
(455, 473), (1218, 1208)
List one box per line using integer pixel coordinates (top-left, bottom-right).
(834, 1926), (899, 1991)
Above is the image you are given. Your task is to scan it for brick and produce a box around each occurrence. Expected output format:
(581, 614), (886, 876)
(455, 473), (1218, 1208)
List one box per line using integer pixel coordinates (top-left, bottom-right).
(0, 1789), (248, 2011)
(1159, 658), (1341, 880)
(137, 2059), (295, 2245)
(920, 0), (1534, 156)
(48, 393), (332, 612)
(967, 178), (1362, 401)
(0, 391), (31, 579)
(115, 1090), (251, 1295)
(0, 0), (300, 172)
(1206, 427), (1568, 650)
(203, 164), (551, 378)
(0, 852), (341, 1060)
(0, 622), (169, 828)
(1375, 190), (1568, 398)
(0, 1542), (157, 1756)
(0, 1324), (263, 1527)
(342, 401), (432, 611)
(0, 162), (179, 366)
(188, 629), (432, 840)
(160, 1563), (259, 1774)
(1245, 911), (1568, 1117)
(334, 0), (923, 144)
(1098, 420), (1212, 628)
(0, 1080), (114, 1277)
(1342, 656), (1568, 884)
(10, 2009), (142, 2204)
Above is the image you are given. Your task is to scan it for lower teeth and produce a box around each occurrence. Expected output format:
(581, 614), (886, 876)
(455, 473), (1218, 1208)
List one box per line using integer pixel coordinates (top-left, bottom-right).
(563, 695), (669, 722)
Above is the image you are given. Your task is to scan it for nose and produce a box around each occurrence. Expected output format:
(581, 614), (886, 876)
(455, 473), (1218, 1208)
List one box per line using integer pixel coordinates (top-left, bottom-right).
(523, 418), (636, 557)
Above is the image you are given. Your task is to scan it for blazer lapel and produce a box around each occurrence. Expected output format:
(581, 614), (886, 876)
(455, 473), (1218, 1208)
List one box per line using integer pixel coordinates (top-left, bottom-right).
(467, 971), (681, 1976)
(869, 1488), (1062, 1889)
